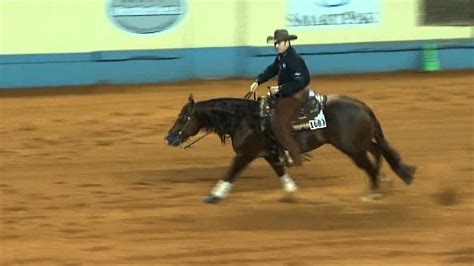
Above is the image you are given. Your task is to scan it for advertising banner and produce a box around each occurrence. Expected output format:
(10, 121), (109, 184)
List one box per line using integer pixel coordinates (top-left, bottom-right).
(287, 0), (381, 28)
(108, 0), (187, 34)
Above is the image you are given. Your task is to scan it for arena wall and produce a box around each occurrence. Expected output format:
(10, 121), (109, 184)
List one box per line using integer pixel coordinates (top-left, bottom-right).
(1, 0), (473, 88)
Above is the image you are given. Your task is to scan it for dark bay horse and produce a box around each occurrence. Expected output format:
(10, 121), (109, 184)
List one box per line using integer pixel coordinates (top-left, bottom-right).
(165, 94), (416, 203)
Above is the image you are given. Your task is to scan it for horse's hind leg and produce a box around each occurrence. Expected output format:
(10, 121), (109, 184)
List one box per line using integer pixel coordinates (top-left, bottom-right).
(348, 151), (380, 191)
(368, 141), (387, 180)
(264, 157), (297, 194)
(204, 154), (256, 204)
(368, 141), (382, 172)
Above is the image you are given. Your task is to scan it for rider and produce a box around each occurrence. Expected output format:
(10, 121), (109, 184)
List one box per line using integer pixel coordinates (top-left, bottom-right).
(249, 29), (311, 166)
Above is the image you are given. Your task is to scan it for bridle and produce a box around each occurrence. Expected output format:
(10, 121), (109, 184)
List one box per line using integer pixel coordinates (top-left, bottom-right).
(177, 107), (194, 139)
(176, 104), (198, 148)
(176, 103), (214, 150)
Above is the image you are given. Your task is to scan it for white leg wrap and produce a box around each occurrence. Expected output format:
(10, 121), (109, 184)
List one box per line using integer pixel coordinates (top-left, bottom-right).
(210, 180), (233, 198)
(280, 174), (297, 193)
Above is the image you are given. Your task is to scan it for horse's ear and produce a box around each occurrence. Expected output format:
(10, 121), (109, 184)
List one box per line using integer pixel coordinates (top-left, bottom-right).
(188, 94), (195, 105)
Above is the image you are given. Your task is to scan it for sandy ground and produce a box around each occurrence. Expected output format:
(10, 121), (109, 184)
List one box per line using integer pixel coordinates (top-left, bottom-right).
(0, 71), (473, 265)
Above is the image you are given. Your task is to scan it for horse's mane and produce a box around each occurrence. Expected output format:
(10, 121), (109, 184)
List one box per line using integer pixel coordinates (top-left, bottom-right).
(195, 98), (260, 143)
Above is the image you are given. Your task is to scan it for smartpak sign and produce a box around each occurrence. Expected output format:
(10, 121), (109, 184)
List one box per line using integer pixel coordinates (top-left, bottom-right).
(287, 0), (381, 28)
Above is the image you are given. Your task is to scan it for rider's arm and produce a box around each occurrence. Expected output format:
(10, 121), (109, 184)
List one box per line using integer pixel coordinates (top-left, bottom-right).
(255, 57), (278, 85)
(276, 56), (310, 97)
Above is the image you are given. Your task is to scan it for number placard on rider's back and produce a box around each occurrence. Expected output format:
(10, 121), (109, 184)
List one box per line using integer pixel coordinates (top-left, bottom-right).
(287, 0), (381, 28)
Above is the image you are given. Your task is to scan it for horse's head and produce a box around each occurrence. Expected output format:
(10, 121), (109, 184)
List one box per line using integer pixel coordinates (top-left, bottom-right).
(165, 94), (201, 146)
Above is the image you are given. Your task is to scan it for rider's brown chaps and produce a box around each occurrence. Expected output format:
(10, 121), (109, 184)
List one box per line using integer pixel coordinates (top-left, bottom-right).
(271, 89), (308, 166)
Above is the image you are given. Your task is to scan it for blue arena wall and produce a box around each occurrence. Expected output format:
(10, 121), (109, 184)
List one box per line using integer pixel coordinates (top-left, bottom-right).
(1, 39), (473, 89)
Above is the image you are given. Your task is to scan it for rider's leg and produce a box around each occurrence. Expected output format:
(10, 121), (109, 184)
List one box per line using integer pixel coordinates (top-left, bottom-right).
(271, 96), (302, 166)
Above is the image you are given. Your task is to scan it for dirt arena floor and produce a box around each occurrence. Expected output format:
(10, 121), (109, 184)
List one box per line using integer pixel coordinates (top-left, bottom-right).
(0, 71), (473, 265)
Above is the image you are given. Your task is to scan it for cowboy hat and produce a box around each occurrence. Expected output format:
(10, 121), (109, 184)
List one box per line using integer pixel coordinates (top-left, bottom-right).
(266, 29), (298, 43)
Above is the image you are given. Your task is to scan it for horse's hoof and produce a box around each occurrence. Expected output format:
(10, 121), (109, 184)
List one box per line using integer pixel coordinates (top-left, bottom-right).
(361, 193), (383, 202)
(402, 166), (416, 185)
(402, 176), (414, 185)
(203, 195), (222, 204)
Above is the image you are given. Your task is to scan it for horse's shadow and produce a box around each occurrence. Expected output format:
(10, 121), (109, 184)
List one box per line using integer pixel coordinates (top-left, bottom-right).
(175, 202), (421, 232)
(119, 165), (350, 193)
(113, 166), (424, 232)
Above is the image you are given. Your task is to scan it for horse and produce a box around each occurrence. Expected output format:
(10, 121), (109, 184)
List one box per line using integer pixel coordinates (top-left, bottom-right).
(165, 93), (416, 204)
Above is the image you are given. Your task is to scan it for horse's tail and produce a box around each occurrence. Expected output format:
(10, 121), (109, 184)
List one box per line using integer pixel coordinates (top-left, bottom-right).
(365, 105), (416, 185)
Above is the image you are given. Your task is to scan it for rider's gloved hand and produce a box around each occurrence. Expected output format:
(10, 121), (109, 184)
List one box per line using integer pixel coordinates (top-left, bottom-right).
(268, 85), (280, 97)
(249, 81), (259, 93)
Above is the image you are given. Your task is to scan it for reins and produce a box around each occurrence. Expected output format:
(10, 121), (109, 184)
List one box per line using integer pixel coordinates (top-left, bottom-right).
(243, 90), (257, 101)
(181, 131), (210, 149)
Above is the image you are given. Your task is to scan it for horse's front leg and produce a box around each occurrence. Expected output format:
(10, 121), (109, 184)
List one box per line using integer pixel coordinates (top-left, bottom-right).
(264, 157), (298, 195)
(203, 153), (256, 204)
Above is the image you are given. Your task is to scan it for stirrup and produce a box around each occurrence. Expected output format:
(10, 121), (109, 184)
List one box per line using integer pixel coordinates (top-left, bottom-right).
(283, 150), (294, 166)
(275, 150), (294, 167)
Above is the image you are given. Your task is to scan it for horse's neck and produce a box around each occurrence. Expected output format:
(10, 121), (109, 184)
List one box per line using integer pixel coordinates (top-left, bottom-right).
(198, 99), (255, 117)
(196, 99), (257, 133)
